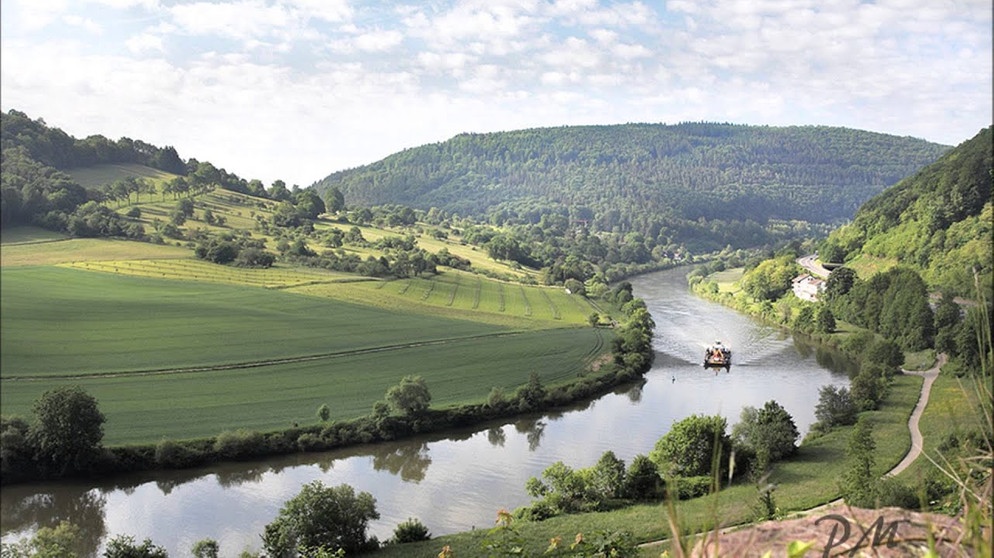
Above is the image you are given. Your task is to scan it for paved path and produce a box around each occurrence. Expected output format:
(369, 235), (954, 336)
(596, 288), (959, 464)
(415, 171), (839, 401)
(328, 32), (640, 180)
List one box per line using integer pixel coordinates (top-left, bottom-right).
(886, 353), (946, 476)
(796, 254), (831, 279)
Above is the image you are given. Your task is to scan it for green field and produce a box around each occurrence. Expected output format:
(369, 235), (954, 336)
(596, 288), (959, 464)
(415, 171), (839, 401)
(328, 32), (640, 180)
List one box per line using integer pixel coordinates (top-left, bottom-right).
(1, 258), (607, 444)
(1, 326), (605, 444)
(66, 163), (179, 189)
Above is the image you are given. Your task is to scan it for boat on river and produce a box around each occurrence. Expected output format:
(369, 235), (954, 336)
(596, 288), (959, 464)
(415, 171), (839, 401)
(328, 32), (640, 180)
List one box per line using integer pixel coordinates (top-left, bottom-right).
(704, 341), (731, 367)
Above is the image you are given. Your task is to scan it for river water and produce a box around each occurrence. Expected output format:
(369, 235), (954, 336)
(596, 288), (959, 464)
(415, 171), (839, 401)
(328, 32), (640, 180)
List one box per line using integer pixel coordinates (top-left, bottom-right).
(0, 267), (852, 556)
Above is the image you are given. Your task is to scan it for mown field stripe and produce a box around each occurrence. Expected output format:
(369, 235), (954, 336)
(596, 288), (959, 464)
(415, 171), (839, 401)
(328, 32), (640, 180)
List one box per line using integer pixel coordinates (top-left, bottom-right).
(0, 330), (539, 382)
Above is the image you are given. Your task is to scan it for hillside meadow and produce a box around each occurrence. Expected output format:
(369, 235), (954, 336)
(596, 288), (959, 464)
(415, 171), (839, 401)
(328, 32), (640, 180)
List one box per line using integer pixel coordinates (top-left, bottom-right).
(1, 223), (605, 445)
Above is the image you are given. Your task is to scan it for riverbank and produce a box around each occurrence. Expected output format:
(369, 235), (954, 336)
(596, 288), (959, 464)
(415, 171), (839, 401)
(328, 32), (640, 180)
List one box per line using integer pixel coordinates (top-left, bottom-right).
(1, 292), (656, 486)
(363, 373), (924, 558)
(364, 268), (937, 557)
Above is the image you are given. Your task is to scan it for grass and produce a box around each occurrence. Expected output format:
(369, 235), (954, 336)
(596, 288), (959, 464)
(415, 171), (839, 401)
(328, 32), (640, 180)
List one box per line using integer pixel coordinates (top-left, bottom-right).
(368, 375), (925, 558)
(66, 163), (179, 189)
(0, 266), (510, 378)
(0, 238), (190, 266)
(1, 327), (605, 445)
(845, 254), (898, 279)
(0, 265), (607, 444)
(0, 226), (67, 244)
(710, 268), (744, 293)
(290, 270), (595, 328)
(896, 373), (988, 483)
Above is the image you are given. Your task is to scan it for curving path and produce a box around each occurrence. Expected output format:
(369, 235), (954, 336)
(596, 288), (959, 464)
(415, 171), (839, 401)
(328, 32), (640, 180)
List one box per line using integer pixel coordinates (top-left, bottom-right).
(796, 254), (831, 279)
(886, 353), (946, 476)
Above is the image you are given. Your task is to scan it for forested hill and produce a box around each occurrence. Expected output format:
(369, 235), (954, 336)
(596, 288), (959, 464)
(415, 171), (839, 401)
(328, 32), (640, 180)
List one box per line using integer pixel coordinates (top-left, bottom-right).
(314, 123), (948, 231)
(822, 126), (992, 297)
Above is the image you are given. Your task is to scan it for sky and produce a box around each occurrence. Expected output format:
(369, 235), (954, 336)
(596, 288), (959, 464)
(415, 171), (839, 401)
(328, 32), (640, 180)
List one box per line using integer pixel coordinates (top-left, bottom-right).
(1, 0), (991, 187)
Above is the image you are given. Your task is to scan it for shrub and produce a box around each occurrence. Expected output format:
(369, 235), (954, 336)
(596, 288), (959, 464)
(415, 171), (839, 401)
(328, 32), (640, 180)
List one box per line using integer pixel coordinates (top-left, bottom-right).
(213, 429), (264, 460)
(391, 517), (431, 544)
(670, 475), (714, 500)
(622, 454), (663, 500)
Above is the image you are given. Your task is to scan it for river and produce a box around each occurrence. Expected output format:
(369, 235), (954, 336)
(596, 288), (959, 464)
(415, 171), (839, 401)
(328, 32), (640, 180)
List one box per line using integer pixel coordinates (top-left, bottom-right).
(0, 267), (852, 556)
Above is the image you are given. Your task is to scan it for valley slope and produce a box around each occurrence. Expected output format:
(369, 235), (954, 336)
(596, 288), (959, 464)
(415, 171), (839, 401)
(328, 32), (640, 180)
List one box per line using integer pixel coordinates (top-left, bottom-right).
(314, 123), (948, 250)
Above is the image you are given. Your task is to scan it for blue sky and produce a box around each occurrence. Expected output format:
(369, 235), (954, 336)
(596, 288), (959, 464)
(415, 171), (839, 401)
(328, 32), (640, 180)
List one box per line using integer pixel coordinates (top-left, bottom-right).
(1, 0), (991, 186)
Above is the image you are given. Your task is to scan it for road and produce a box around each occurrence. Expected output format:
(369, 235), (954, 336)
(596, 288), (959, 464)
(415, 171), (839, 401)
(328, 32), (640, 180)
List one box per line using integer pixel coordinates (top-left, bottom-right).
(796, 253), (831, 278)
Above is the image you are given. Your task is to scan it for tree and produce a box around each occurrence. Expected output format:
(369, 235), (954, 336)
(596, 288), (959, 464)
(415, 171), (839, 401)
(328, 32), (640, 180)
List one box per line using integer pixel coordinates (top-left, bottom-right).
(650, 414), (731, 478)
(817, 307), (836, 333)
(622, 454), (663, 499)
(589, 450), (626, 499)
(31, 386), (105, 476)
(824, 266), (856, 302)
(385, 375), (431, 416)
(317, 404), (330, 422)
(1, 415), (34, 481)
(103, 535), (167, 558)
(262, 481), (379, 557)
(732, 400), (799, 471)
(515, 372), (547, 411)
(841, 417), (876, 507)
(1, 520), (81, 558)
(191, 539), (219, 558)
(863, 338), (904, 369)
(325, 187), (346, 213)
(814, 384), (857, 428)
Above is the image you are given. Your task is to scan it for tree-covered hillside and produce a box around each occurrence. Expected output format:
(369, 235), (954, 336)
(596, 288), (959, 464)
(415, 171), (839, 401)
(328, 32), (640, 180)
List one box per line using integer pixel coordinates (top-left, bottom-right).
(314, 123), (948, 249)
(823, 126), (992, 297)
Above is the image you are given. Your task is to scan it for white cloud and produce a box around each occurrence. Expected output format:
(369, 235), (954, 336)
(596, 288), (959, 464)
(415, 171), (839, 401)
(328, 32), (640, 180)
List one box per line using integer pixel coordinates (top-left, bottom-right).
(63, 14), (103, 34)
(169, 1), (295, 40)
(125, 32), (164, 53)
(353, 29), (404, 52)
(13, 0), (70, 30)
(281, 0), (352, 23)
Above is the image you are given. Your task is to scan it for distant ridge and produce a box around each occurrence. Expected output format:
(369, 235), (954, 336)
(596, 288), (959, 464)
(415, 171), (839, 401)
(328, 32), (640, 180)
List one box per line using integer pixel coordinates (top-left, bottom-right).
(314, 123), (948, 246)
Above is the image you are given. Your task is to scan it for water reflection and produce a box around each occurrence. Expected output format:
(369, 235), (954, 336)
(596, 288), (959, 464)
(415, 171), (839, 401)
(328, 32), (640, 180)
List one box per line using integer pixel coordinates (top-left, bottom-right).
(487, 426), (506, 447)
(513, 418), (546, 451)
(371, 442), (431, 483)
(1, 487), (106, 557)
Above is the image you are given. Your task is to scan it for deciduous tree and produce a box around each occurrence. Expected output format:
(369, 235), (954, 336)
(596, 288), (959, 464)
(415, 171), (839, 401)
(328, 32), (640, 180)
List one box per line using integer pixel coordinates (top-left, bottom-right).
(262, 481), (379, 557)
(31, 386), (105, 476)
(385, 375), (431, 416)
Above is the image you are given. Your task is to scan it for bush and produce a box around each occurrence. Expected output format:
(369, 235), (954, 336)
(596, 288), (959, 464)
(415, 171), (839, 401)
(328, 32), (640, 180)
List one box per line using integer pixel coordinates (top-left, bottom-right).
(650, 414), (731, 478)
(622, 454), (663, 499)
(213, 429), (264, 460)
(154, 438), (198, 468)
(391, 517), (430, 544)
(670, 475), (714, 500)
(876, 477), (919, 509)
(104, 535), (168, 558)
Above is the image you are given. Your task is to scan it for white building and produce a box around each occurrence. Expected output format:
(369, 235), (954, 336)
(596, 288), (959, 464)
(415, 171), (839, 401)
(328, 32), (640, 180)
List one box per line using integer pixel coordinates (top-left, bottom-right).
(792, 273), (825, 302)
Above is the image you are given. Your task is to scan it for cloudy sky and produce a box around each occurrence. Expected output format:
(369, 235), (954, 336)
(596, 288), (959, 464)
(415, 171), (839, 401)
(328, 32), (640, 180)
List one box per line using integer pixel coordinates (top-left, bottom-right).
(1, 0), (991, 186)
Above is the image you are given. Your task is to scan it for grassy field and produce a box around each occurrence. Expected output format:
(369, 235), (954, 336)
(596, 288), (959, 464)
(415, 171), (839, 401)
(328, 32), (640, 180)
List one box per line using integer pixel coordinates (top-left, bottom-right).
(1, 326), (605, 444)
(0, 266), (521, 378)
(1, 258), (606, 444)
(66, 163), (179, 189)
